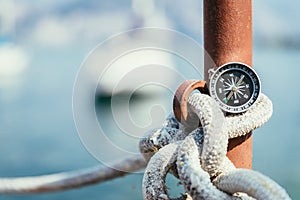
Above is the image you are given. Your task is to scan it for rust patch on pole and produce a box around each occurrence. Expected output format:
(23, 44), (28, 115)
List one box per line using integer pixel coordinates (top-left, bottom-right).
(173, 80), (208, 123)
(204, 0), (253, 169)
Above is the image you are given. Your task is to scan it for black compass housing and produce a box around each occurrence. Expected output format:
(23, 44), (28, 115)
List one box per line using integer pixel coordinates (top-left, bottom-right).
(209, 62), (261, 113)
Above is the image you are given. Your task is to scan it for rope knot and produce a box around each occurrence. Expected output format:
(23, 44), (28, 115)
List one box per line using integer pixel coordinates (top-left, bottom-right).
(140, 92), (291, 200)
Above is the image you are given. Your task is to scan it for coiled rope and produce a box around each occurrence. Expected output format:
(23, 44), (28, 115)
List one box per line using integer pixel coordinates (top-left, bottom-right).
(140, 93), (291, 200)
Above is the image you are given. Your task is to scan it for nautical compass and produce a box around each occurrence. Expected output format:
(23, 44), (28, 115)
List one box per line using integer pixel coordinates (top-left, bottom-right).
(209, 62), (261, 113)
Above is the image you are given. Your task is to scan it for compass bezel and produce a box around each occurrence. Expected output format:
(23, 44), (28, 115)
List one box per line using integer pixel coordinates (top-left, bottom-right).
(209, 62), (261, 114)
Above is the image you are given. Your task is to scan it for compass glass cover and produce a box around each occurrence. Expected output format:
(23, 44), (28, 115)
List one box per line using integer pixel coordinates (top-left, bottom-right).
(209, 63), (260, 113)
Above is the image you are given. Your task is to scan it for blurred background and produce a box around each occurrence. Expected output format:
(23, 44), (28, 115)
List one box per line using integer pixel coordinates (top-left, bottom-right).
(0, 0), (299, 199)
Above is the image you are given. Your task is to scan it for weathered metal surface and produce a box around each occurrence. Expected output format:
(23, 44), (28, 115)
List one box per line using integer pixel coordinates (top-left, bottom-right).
(204, 0), (253, 169)
(173, 80), (208, 123)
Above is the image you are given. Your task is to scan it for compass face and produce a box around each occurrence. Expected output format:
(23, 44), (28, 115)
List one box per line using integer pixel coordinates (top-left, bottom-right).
(209, 62), (261, 113)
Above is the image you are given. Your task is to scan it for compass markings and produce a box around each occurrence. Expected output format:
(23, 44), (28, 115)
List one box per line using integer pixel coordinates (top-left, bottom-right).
(234, 92), (237, 99)
(209, 62), (260, 113)
(224, 81), (232, 87)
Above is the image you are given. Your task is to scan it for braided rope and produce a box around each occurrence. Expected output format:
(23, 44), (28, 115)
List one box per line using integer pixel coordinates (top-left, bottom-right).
(140, 93), (291, 200)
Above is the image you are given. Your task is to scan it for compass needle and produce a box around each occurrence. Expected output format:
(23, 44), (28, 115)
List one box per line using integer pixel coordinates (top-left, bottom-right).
(226, 90), (234, 103)
(236, 75), (245, 87)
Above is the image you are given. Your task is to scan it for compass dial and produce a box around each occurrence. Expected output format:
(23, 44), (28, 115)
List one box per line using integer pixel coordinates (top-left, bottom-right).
(209, 62), (261, 113)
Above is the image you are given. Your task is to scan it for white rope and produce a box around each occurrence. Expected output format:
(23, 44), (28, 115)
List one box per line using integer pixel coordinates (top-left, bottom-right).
(140, 93), (291, 200)
(0, 155), (146, 194)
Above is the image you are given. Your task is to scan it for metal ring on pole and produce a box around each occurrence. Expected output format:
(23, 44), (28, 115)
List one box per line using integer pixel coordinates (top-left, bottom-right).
(173, 80), (208, 123)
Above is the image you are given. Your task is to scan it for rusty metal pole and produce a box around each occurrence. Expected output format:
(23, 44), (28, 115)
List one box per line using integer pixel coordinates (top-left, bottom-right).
(204, 0), (253, 169)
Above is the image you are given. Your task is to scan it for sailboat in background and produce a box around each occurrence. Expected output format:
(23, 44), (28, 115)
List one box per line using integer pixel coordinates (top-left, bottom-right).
(90, 0), (177, 97)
